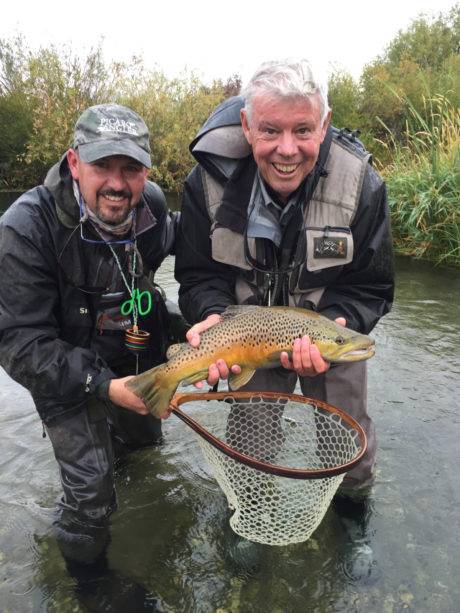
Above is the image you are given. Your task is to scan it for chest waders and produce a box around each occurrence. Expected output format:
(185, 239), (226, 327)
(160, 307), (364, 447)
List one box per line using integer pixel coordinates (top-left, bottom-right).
(46, 191), (167, 578)
(201, 134), (376, 491)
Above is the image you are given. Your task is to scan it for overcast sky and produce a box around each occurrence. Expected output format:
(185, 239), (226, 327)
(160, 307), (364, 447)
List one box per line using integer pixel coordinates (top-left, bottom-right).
(1, 0), (456, 84)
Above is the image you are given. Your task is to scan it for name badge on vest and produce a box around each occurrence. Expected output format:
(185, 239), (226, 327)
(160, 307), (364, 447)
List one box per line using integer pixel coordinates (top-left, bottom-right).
(313, 236), (348, 259)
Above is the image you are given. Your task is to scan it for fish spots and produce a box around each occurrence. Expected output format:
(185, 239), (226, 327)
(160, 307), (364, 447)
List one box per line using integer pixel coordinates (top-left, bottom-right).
(166, 306), (373, 372)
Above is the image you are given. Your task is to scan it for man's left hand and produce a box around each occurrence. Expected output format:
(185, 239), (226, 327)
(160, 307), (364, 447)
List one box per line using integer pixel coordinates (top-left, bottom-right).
(280, 317), (346, 377)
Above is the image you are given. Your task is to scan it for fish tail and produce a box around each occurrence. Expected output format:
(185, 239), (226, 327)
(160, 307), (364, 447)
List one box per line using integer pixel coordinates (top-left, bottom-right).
(126, 364), (177, 418)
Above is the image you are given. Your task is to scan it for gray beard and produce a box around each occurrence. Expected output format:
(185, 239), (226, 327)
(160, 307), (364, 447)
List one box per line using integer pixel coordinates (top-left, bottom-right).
(86, 205), (134, 236)
(74, 180), (134, 237)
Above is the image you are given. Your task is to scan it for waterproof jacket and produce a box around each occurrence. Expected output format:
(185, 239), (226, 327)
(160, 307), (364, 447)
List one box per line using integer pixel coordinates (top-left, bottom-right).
(0, 155), (177, 424)
(175, 96), (394, 334)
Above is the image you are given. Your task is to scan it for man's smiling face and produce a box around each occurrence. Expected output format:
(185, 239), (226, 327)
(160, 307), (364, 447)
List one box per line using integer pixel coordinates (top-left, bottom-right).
(67, 150), (148, 225)
(241, 93), (330, 202)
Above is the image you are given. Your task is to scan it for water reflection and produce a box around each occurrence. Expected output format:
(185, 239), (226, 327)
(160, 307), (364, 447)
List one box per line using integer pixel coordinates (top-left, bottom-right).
(0, 257), (459, 612)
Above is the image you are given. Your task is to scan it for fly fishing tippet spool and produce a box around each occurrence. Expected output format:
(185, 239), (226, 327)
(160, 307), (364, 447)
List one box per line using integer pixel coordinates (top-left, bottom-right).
(124, 325), (150, 353)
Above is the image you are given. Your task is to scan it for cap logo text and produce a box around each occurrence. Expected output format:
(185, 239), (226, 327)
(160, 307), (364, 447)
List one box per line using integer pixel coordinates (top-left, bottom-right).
(97, 117), (139, 136)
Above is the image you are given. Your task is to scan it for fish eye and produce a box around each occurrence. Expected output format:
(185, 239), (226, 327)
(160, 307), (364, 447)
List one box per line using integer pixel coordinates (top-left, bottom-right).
(335, 336), (345, 345)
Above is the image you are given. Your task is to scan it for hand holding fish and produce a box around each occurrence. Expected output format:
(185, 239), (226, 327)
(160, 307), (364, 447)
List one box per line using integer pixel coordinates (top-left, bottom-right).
(187, 313), (222, 348)
(186, 313), (242, 387)
(279, 317), (347, 376)
(110, 376), (150, 415)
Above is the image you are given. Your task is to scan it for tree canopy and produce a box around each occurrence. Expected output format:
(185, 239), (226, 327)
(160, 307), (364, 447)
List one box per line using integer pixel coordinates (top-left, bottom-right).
(0, 5), (458, 191)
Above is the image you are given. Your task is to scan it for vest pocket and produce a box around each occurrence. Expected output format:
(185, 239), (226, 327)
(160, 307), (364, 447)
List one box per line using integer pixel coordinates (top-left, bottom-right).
(211, 226), (252, 270)
(60, 300), (94, 348)
(305, 226), (353, 272)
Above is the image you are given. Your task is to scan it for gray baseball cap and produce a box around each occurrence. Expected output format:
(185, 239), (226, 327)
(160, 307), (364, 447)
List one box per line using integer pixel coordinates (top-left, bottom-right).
(73, 104), (152, 168)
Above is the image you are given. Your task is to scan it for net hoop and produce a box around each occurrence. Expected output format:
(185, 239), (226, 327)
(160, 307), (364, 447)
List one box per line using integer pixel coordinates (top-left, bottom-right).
(169, 391), (367, 479)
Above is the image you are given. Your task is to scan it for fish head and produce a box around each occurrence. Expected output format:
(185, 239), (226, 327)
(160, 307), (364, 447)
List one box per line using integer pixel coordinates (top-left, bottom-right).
(311, 319), (375, 363)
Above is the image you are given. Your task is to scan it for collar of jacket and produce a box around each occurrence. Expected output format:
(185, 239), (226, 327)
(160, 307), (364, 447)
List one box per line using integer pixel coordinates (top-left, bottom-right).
(214, 156), (257, 234)
(44, 154), (80, 228)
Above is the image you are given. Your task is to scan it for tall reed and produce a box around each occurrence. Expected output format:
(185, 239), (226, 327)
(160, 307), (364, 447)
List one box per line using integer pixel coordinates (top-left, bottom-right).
(382, 94), (460, 266)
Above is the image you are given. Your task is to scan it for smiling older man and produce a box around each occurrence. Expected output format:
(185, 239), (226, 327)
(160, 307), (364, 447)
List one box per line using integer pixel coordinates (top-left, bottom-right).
(0, 103), (178, 604)
(175, 59), (394, 500)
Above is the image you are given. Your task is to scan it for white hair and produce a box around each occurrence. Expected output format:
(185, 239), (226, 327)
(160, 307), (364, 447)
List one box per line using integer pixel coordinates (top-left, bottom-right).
(240, 58), (330, 124)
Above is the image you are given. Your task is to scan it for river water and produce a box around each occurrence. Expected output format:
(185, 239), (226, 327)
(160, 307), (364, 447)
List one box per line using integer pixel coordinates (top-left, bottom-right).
(0, 193), (459, 612)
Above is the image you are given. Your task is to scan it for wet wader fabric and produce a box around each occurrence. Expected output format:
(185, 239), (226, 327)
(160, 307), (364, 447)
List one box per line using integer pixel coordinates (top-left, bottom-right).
(43, 277), (169, 564)
(46, 398), (162, 564)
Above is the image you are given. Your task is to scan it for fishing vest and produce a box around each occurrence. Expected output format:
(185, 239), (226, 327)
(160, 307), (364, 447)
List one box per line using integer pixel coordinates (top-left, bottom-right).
(203, 132), (371, 308)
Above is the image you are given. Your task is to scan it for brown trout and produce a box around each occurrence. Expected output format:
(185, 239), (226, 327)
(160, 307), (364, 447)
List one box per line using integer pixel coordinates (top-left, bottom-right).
(127, 305), (375, 418)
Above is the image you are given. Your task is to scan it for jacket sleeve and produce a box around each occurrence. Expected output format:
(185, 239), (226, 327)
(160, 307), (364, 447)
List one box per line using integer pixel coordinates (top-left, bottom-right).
(0, 202), (115, 419)
(317, 166), (395, 334)
(164, 209), (180, 256)
(175, 167), (236, 324)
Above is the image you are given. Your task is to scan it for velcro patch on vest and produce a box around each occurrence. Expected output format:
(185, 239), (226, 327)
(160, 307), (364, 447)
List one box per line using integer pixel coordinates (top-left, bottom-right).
(313, 236), (348, 259)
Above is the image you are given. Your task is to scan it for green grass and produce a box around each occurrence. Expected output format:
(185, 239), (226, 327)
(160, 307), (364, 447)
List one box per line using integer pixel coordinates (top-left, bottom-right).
(382, 94), (460, 267)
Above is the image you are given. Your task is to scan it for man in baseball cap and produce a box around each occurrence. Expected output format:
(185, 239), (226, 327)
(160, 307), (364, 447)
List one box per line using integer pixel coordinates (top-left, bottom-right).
(0, 102), (179, 608)
(67, 103), (155, 230)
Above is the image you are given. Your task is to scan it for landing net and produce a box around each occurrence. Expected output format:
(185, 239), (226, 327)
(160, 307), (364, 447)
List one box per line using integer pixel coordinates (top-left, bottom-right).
(170, 391), (366, 546)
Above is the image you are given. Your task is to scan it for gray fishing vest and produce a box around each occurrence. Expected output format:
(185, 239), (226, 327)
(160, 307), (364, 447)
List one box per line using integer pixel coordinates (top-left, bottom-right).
(200, 132), (370, 307)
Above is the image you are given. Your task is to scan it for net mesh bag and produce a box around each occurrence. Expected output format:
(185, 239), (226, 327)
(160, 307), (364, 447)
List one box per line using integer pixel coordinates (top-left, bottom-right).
(170, 391), (366, 546)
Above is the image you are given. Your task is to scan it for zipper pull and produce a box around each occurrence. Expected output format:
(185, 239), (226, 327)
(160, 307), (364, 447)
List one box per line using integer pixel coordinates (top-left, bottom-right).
(264, 273), (272, 306)
(42, 421), (47, 439)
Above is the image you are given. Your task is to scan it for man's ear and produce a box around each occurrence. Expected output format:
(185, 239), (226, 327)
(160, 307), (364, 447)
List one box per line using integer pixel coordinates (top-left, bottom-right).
(240, 108), (252, 145)
(67, 148), (79, 180)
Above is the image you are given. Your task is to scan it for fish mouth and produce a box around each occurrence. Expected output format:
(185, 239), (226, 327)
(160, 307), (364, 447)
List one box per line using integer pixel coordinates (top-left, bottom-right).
(333, 344), (375, 362)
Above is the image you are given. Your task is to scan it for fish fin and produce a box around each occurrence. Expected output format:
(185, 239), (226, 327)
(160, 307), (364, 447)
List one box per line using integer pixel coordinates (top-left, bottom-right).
(221, 305), (262, 320)
(182, 370), (210, 386)
(126, 365), (177, 418)
(228, 367), (256, 390)
(166, 342), (187, 360)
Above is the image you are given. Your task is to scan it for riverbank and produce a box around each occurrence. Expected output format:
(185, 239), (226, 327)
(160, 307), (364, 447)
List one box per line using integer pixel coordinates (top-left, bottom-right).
(382, 95), (460, 268)
(2, 187), (458, 268)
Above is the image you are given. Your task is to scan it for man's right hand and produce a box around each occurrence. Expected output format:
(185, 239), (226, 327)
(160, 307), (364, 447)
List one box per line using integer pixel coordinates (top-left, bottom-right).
(108, 376), (150, 415)
(186, 313), (222, 347)
(186, 313), (241, 388)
